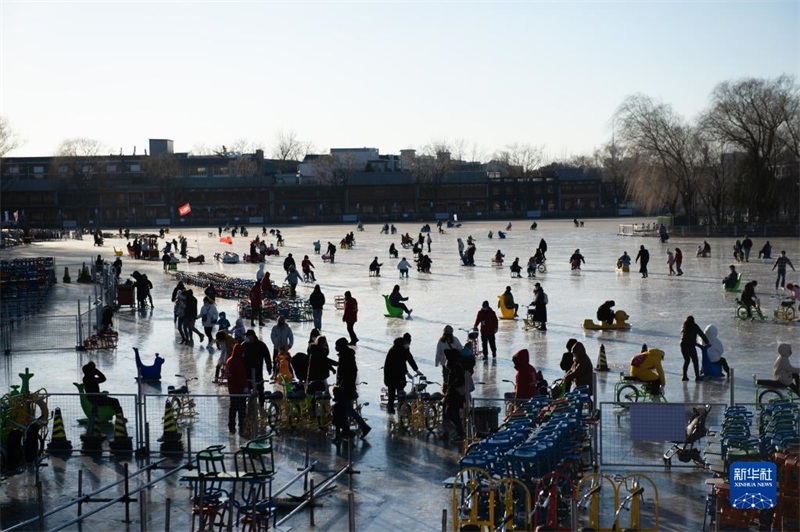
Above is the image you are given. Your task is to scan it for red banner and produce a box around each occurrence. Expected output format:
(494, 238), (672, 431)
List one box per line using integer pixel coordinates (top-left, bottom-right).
(178, 203), (191, 216)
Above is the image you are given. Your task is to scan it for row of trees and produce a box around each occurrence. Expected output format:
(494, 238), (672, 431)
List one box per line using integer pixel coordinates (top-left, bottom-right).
(3, 75), (797, 223)
(613, 75), (798, 223)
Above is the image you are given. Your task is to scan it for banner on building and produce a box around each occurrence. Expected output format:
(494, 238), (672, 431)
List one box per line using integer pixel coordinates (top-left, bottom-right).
(178, 203), (191, 217)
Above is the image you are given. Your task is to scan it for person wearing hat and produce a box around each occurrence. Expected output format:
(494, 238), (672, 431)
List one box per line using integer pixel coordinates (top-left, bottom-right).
(501, 286), (518, 317)
(225, 335), (249, 434)
(334, 337), (371, 439)
(435, 325), (464, 386)
(772, 343), (799, 395)
(473, 301), (498, 358)
(563, 342), (594, 395)
(82, 361), (124, 416)
(383, 333), (421, 414)
(560, 338), (579, 372)
(569, 249), (586, 270)
(270, 316), (294, 375)
(530, 283), (548, 331)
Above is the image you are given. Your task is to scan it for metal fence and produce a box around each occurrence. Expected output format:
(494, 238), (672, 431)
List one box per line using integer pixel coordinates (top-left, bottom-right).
(141, 393), (241, 456)
(598, 401), (727, 467)
(0, 315), (81, 353)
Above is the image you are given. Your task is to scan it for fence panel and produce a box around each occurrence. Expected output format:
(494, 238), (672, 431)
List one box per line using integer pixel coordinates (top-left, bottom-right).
(29, 392), (138, 453)
(143, 393), (235, 457)
(0, 315), (80, 353)
(598, 401), (726, 467)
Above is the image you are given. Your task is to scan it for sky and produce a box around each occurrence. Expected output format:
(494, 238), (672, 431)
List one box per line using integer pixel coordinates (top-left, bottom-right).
(1, 1), (798, 161)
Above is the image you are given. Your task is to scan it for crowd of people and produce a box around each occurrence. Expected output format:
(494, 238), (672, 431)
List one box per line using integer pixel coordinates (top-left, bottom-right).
(87, 221), (798, 449)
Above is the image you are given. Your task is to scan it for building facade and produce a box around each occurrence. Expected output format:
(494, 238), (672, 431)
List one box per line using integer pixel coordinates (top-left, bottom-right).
(1, 140), (615, 228)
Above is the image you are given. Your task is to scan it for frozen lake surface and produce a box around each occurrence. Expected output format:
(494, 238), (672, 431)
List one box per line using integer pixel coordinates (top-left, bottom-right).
(1, 218), (798, 530)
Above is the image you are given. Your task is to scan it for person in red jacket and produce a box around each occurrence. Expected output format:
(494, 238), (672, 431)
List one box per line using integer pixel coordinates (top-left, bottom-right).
(226, 342), (249, 435)
(473, 300), (498, 358)
(512, 349), (538, 400)
(248, 282), (265, 327)
(342, 291), (359, 345)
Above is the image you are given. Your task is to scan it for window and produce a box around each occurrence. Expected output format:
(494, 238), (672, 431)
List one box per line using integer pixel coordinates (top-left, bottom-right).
(129, 164), (141, 172)
(214, 166), (229, 176)
(191, 166), (207, 176)
(8, 166), (20, 174)
(33, 166), (44, 174)
(59, 165), (68, 173)
(106, 165), (117, 173)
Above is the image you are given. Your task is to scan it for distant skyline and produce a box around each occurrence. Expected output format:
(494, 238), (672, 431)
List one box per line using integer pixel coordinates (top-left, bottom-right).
(2, 1), (797, 161)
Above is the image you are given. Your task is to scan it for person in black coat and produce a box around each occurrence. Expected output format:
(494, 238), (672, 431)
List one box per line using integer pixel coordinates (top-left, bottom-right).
(635, 245), (650, 278)
(383, 333), (421, 414)
(241, 329), (272, 405)
(680, 315), (709, 382)
(597, 300), (616, 325)
(306, 336), (337, 394)
(334, 338), (371, 439)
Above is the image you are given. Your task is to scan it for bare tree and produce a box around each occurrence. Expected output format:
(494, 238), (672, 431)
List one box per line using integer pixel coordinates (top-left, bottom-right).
(694, 137), (738, 225)
(493, 143), (545, 178)
(272, 129), (312, 161)
(51, 138), (110, 182)
(614, 94), (705, 220)
(701, 75), (799, 221)
(0, 116), (23, 157)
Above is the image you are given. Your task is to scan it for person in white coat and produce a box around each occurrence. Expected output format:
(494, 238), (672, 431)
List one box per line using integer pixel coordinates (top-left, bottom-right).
(773, 343), (799, 395)
(397, 257), (412, 278)
(434, 325), (464, 387)
(703, 324), (730, 377)
(199, 296), (219, 348)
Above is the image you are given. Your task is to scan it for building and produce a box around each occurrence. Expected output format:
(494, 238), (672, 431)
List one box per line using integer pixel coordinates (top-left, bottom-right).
(1, 140), (611, 228)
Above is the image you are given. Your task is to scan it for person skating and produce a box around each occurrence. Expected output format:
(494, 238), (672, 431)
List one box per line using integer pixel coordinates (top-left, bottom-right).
(773, 250), (796, 290)
(636, 245), (650, 278)
(342, 291), (359, 345)
(225, 338), (249, 434)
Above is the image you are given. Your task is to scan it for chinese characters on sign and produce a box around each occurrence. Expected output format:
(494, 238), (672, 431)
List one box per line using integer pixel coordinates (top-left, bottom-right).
(729, 462), (776, 510)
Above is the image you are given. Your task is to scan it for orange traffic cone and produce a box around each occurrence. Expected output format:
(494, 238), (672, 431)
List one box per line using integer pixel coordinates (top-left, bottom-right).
(596, 344), (610, 372)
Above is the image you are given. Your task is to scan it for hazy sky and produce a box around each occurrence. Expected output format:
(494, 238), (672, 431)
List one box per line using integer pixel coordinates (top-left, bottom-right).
(2, 1), (797, 161)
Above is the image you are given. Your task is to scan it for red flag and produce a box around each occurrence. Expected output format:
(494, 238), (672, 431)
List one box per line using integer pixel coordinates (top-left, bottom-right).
(178, 203), (191, 217)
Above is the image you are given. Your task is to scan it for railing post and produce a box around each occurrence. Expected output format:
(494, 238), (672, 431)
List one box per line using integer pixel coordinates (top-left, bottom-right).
(729, 368), (735, 406)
